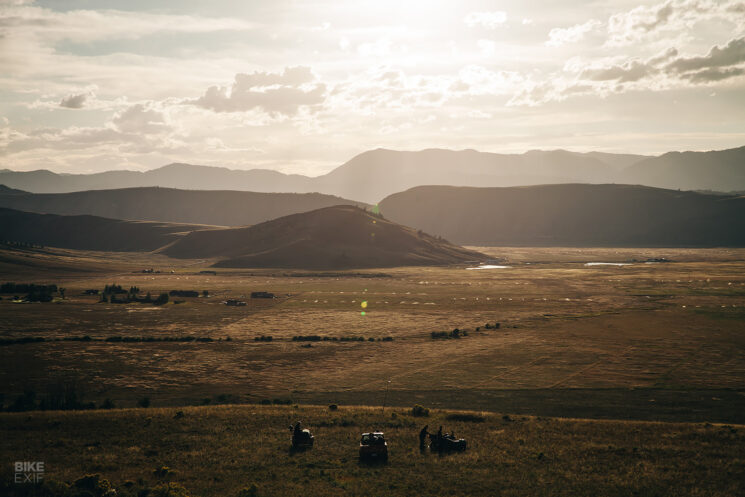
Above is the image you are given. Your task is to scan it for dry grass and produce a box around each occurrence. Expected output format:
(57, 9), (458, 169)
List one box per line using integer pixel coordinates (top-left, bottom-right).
(1, 405), (744, 497)
(2, 246), (744, 414)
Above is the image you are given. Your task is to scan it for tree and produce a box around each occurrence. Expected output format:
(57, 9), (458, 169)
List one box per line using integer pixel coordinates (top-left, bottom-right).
(154, 293), (169, 305)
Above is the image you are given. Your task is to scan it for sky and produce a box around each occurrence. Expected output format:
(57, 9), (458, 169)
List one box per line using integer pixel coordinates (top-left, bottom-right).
(1, 0), (744, 175)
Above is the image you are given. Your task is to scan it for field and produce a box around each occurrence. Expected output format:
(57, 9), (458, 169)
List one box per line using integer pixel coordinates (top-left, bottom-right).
(2, 405), (744, 497)
(1, 244), (744, 495)
(1, 245), (744, 420)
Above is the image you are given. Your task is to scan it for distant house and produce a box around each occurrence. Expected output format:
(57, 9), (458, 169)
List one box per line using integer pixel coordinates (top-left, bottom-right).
(225, 299), (247, 306)
(251, 291), (275, 299)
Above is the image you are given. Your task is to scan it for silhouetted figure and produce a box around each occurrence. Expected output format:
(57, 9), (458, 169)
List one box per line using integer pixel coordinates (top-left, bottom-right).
(419, 425), (429, 450)
(437, 425), (443, 442)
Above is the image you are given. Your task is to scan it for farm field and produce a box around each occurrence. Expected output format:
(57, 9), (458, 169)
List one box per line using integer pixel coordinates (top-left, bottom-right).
(1, 405), (744, 497)
(1, 245), (744, 422)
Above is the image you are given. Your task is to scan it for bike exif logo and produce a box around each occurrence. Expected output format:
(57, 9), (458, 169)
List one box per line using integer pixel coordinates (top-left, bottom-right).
(14, 461), (44, 483)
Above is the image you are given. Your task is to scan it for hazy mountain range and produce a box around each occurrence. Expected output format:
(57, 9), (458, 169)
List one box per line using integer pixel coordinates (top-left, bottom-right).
(2, 145), (744, 203)
(0, 186), (366, 227)
(378, 184), (745, 247)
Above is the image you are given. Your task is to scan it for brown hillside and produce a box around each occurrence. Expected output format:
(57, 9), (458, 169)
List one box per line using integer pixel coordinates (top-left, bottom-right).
(0, 207), (212, 252)
(163, 205), (483, 269)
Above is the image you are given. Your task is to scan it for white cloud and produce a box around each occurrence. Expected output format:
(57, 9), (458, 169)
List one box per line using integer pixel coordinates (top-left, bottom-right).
(463, 11), (507, 29)
(192, 67), (327, 116)
(605, 0), (744, 47)
(546, 19), (602, 47)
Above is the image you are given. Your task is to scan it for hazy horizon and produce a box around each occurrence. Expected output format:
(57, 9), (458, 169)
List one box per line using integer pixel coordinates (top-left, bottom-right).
(1, 0), (744, 175)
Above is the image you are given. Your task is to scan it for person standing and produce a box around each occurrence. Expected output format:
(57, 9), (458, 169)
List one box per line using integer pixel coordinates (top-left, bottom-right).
(419, 425), (429, 450)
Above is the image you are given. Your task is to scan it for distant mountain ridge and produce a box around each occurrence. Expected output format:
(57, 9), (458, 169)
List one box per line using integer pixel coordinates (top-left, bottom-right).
(3, 145), (743, 203)
(378, 184), (745, 247)
(0, 187), (367, 226)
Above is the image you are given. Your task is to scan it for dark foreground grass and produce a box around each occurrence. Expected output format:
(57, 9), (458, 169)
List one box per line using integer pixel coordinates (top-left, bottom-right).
(1, 405), (743, 497)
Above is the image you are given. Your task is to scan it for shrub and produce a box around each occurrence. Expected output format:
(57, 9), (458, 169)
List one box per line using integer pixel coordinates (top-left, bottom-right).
(73, 474), (114, 496)
(101, 398), (115, 409)
(154, 293), (169, 305)
(137, 397), (151, 408)
(237, 484), (258, 497)
(150, 482), (191, 497)
(329, 404), (338, 410)
(153, 466), (174, 478)
(410, 404), (429, 417)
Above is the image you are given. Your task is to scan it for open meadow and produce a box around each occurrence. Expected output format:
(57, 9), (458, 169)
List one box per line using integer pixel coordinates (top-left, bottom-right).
(1, 405), (744, 497)
(1, 245), (744, 422)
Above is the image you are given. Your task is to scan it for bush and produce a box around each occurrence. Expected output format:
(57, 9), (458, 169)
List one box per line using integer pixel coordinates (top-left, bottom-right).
(237, 484), (258, 497)
(154, 293), (169, 305)
(153, 466), (174, 477)
(137, 397), (151, 408)
(150, 482), (191, 497)
(410, 404), (429, 417)
(101, 398), (115, 409)
(73, 474), (114, 497)
(328, 404), (338, 411)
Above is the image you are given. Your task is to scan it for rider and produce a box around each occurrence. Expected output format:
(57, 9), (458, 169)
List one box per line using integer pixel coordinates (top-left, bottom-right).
(419, 425), (429, 449)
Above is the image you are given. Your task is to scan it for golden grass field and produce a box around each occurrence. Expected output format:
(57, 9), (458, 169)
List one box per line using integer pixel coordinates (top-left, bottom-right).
(1, 405), (744, 497)
(1, 245), (743, 414)
(1, 244), (744, 495)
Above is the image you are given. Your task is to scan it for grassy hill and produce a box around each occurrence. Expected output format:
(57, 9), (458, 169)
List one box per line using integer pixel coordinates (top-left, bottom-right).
(378, 184), (745, 246)
(1, 405), (742, 497)
(0, 186), (368, 226)
(163, 205), (483, 268)
(0, 208), (212, 252)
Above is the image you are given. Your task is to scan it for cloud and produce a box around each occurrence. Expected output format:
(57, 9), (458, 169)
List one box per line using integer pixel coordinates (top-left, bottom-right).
(192, 67), (327, 116)
(463, 11), (507, 29)
(605, 0), (742, 46)
(582, 59), (653, 83)
(685, 66), (745, 82)
(0, 5), (257, 44)
(546, 20), (602, 47)
(666, 37), (745, 73)
(513, 36), (745, 106)
(111, 103), (170, 134)
(60, 92), (90, 109)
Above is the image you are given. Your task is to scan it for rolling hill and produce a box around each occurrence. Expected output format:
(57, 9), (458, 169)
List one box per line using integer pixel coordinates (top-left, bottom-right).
(378, 184), (745, 247)
(0, 208), (210, 252)
(0, 186), (367, 226)
(163, 205), (484, 268)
